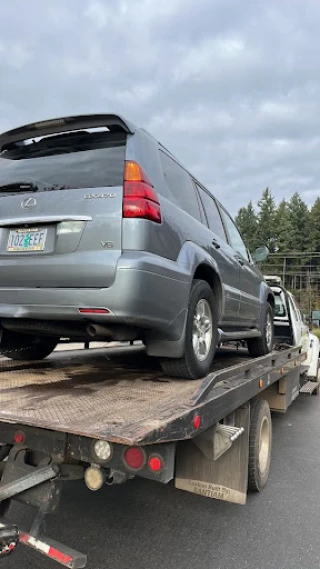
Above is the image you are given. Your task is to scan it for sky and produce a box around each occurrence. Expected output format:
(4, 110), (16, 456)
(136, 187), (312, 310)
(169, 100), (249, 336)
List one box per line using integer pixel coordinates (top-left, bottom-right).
(1, 0), (320, 216)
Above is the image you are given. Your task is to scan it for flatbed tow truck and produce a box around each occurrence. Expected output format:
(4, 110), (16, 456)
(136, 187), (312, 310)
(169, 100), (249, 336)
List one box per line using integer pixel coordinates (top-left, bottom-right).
(0, 340), (318, 567)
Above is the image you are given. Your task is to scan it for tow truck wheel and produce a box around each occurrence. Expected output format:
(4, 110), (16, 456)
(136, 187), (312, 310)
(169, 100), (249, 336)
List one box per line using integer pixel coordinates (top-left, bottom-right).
(160, 279), (217, 379)
(248, 399), (272, 492)
(0, 329), (58, 361)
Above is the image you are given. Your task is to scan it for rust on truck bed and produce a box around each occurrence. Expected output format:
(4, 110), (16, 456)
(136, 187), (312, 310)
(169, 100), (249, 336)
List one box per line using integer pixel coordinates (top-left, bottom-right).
(0, 345), (304, 445)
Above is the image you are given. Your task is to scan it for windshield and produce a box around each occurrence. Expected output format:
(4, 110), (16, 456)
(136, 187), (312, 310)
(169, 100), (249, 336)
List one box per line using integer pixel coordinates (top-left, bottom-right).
(0, 131), (126, 192)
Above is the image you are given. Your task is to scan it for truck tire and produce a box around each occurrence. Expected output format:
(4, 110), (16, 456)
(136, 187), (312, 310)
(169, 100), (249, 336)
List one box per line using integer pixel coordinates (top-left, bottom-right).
(248, 399), (272, 492)
(247, 303), (274, 358)
(0, 330), (58, 361)
(160, 279), (218, 379)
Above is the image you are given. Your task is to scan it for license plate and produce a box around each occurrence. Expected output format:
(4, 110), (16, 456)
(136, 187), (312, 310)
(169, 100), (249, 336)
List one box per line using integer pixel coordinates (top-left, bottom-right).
(7, 228), (47, 252)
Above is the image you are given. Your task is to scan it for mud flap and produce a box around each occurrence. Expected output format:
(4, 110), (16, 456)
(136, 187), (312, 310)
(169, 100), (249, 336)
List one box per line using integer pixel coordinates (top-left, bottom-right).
(175, 405), (250, 505)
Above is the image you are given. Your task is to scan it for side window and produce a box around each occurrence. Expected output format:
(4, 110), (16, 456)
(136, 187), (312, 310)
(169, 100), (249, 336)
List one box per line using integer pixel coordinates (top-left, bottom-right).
(159, 151), (201, 221)
(196, 186), (227, 241)
(219, 208), (250, 261)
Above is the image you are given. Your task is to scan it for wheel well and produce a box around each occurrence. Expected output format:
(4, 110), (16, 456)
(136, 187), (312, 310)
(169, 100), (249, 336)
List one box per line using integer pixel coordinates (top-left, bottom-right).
(193, 264), (222, 318)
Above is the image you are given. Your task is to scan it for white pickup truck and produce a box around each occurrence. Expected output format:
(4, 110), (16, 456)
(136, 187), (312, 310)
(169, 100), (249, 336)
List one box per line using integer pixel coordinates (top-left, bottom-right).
(265, 276), (319, 380)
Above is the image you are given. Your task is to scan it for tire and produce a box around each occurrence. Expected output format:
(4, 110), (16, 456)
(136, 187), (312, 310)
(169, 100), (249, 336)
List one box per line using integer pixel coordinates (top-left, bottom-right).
(247, 302), (274, 358)
(0, 330), (58, 361)
(160, 279), (218, 379)
(248, 399), (272, 492)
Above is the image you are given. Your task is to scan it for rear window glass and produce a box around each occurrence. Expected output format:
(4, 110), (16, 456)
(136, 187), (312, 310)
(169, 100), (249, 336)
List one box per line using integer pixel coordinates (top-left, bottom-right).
(159, 151), (201, 221)
(0, 131), (126, 192)
(274, 294), (287, 318)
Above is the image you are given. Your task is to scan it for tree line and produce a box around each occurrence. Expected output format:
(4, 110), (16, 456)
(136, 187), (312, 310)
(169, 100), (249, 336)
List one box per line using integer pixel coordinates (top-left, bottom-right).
(235, 189), (320, 311)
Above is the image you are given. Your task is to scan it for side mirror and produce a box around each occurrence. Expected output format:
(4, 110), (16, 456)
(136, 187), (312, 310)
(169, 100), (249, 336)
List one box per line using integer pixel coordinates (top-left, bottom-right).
(252, 246), (269, 263)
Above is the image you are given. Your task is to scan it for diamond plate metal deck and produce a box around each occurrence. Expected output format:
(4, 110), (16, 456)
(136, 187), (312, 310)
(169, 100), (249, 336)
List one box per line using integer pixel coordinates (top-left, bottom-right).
(0, 346), (251, 445)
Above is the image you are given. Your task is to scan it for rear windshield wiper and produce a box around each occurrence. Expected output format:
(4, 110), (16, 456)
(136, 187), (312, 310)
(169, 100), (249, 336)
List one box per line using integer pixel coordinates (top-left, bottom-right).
(0, 182), (38, 192)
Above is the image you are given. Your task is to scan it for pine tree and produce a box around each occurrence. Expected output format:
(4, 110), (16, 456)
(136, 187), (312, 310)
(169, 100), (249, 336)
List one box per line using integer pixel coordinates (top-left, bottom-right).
(309, 197), (320, 305)
(257, 188), (277, 253)
(287, 192), (310, 252)
(264, 199), (292, 283)
(274, 199), (292, 253)
(310, 197), (320, 253)
(235, 201), (259, 252)
(285, 193), (311, 290)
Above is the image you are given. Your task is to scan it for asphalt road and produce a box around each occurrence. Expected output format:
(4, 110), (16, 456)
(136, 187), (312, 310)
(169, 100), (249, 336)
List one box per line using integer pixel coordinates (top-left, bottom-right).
(4, 391), (320, 569)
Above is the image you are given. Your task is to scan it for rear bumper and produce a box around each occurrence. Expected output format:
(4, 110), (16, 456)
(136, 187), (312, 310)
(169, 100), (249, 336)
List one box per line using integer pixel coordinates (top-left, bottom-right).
(0, 253), (191, 340)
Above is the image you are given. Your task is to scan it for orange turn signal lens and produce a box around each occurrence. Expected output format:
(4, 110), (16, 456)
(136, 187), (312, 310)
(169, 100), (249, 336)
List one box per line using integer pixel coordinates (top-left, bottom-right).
(125, 161), (143, 182)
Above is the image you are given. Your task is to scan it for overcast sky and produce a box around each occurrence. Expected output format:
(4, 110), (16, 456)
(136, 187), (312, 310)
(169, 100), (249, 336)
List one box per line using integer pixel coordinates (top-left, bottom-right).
(1, 0), (320, 215)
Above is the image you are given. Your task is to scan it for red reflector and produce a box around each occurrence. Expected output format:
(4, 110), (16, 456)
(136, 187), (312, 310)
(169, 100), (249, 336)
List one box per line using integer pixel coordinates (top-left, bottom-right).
(124, 447), (145, 470)
(14, 431), (25, 444)
(79, 308), (109, 314)
(149, 456), (162, 472)
(193, 415), (201, 429)
(19, 532), (74, 565)
(48, 546), (73, 565)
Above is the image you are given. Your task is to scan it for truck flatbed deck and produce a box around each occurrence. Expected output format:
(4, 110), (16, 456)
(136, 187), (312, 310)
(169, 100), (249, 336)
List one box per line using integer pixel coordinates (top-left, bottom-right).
(0, 345), (305, 445)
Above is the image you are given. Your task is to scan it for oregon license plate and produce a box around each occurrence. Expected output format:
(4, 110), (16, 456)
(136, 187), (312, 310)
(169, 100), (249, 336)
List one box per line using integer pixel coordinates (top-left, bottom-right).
(7, 228), (47, 252)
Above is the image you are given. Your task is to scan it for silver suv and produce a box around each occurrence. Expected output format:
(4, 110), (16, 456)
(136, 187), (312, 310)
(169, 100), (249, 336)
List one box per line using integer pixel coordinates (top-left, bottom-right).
(0, 114), (274, 378)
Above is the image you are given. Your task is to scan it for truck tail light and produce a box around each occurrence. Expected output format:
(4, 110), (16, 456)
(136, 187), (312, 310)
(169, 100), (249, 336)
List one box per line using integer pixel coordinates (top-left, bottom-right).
(123, 447), (146, 470)
(123, 161), (161, 223)
(148, 456), (162, 472)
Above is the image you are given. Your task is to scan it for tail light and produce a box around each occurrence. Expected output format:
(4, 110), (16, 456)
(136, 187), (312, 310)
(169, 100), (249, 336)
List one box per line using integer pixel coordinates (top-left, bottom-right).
(123, 161), (162, 223)
(123, 447), (146, 470)
(148, 456), (162, 472)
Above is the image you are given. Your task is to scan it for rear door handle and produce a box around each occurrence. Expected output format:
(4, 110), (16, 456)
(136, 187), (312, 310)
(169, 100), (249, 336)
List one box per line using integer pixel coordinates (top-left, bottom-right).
(237, 257), (245, 266)
(211, 239), (221, 249)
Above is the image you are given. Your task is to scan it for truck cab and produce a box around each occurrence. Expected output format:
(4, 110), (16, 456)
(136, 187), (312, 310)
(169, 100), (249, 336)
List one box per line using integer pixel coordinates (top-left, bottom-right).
(264, 275), (319, 379)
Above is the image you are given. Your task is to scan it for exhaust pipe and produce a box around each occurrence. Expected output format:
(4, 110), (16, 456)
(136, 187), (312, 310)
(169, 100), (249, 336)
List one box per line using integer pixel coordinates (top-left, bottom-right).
(87, 324), (112, 338)
(86, 324), (137, 342)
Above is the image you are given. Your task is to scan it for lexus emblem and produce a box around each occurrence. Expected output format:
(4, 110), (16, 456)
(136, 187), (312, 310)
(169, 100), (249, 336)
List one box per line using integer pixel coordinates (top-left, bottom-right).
(21, 197), (37, 209)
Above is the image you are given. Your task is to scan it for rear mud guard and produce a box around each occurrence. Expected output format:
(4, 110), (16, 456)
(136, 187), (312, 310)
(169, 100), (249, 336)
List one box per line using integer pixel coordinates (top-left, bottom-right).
(175, 405), (250, 505)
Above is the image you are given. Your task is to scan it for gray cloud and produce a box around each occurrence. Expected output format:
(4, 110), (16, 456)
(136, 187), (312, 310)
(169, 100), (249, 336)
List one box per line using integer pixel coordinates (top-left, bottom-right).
(1, 0), (320, 214)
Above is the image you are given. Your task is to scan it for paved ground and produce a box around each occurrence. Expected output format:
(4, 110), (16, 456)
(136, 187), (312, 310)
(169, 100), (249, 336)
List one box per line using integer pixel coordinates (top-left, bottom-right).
(4, 387), (320, 569)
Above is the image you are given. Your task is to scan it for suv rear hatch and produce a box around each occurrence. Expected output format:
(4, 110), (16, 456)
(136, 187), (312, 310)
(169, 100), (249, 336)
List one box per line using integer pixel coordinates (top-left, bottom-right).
(0, 115), (132, 289)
